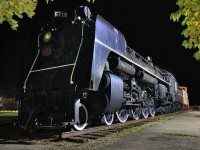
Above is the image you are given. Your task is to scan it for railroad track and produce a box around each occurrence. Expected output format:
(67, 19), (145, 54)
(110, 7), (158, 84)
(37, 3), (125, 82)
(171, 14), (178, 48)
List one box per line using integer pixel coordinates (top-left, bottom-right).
(61, 112), (179, 143)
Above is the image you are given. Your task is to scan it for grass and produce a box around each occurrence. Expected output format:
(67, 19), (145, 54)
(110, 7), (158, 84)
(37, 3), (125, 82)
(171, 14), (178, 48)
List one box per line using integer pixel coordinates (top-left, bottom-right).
(114, 114), (179, 138)
(0, 112), (18, 124)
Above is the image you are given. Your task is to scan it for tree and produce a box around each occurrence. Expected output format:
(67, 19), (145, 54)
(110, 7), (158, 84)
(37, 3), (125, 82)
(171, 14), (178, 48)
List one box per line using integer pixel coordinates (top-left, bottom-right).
(0, 0), (94, 30)
(170, 0), (200, 60)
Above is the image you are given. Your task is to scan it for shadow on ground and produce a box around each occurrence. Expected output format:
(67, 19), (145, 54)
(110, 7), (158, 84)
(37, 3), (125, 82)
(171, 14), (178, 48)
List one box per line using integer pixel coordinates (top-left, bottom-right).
(0, 125), (62, 145)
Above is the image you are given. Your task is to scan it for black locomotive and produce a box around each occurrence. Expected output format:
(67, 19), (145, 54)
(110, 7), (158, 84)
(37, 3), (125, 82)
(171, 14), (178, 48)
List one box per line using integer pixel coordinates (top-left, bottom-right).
(18, 6), (185, 132)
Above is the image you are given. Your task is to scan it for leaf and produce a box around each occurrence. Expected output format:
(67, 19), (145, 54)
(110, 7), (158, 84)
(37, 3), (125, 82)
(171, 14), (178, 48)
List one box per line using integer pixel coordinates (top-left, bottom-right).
(13, 8), (23, 18)
(193, 50), (200, 60)
(176, 13), (182, 21)
(2, 1), (9, 9)
(12, 23), (18, 29)
(170, 11), (182, 22)
(173, 15), (177, 22)
(182, 29), (189, 38)
(8, 18), (18, 30)
(188, 41), (193, 49)
(176, 0), (184, 8)
(185, 43), (189, 49)
(26, 11), (35, 18)
(182, 40), (188, 47)
(0, 16), (6, 23)
(192, 5), (199, 11)
(181, 16), (189, 26)
(170, 13), (174, 20)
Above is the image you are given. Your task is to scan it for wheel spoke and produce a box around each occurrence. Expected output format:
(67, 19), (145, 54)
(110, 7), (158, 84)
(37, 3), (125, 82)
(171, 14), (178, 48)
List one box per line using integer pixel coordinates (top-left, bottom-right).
(141, 107), (149, 118)
(74, 102), (88, 131)
(116, 108), (129, 123)
(130, 107), (141, 120)
(102, 113), (114, 125)
(149, 105), (156, 117)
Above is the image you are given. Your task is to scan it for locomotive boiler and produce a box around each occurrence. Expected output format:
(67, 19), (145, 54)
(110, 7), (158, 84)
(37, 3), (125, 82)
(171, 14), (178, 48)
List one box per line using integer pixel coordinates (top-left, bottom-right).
(18, 6), (187, 133)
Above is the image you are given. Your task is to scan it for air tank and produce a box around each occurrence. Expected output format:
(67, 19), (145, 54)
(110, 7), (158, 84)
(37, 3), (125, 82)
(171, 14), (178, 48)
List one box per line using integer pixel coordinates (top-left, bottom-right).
(136, 70), (158, 85)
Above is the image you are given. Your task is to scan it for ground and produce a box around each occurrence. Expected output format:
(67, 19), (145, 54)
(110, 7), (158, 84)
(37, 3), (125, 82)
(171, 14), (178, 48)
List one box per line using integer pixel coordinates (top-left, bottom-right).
(97, 111), (200, 150)
(0, 111), (200, 150)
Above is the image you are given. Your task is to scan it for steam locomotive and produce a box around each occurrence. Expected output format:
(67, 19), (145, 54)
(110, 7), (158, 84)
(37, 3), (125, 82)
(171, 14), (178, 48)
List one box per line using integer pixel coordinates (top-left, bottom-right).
(18, 6), (189, 132)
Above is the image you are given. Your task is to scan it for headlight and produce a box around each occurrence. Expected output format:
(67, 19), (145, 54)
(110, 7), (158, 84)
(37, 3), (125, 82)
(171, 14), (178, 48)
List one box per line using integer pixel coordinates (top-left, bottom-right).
(43, 32), (52, 43)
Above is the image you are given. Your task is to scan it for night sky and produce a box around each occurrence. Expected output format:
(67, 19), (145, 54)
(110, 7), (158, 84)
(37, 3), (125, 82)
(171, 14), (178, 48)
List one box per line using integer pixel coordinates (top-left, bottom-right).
(0, 0), (199, 105)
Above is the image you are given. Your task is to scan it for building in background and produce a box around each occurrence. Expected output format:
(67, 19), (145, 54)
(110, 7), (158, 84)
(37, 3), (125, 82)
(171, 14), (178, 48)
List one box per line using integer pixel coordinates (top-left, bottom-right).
(0, 97), (17, 110)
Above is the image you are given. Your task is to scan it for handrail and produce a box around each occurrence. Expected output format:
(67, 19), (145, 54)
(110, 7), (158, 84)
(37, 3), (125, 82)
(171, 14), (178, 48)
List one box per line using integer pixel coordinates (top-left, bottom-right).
(23, 33), (42, 92)
(126, 45), (173, 77)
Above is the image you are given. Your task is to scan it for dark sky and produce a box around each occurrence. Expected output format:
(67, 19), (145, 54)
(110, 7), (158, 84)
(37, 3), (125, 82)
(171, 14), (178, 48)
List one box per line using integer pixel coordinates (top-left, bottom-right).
(0, 0), (199, 105)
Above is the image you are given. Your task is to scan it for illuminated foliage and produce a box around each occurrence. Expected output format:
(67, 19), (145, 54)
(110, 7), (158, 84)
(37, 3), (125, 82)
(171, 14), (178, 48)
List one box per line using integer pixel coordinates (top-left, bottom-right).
(170, 0), (200, 60)
(86, 0), (95, 2)
(0, 0), (94, 30)
(0, 0), (37, 30)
